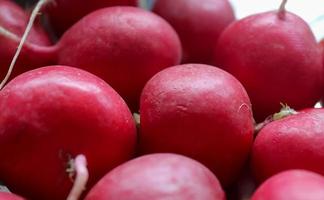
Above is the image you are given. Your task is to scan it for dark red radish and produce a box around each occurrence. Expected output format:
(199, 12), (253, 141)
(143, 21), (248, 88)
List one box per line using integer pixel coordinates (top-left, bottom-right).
(153, 0), (235, 64)
(251, 170), (324, 200)
(0, 0), (54, 81)
(85, 153), (226, 200)
(55, 6), (181, 111)
(0, 192), (25, 200)
(139, 64), (254, 186)
(44, 0), (138, 36)
(214, 0), (322, 122)
(251, 108), (324, 183)
(321, 39), (324, 71)
(0, 66), (136, 200)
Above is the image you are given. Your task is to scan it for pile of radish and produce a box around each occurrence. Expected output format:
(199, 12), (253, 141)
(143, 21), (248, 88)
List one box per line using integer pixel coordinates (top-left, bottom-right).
(0, 0), (323, 199)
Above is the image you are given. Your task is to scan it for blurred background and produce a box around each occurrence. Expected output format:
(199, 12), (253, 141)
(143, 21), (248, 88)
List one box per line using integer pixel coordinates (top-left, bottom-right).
(14, 0), (324, 40)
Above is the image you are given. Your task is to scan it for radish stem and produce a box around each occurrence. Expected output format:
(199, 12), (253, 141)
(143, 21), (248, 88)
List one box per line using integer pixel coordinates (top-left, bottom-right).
(278, 0), (288, 20)
(0, 0), (51, 90)
(66, 154), (89, 200)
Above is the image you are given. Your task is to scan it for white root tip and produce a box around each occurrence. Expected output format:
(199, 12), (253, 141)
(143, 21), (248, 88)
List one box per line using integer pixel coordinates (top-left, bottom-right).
(66, 154), (89, 200)
(0, 0), (51, 90)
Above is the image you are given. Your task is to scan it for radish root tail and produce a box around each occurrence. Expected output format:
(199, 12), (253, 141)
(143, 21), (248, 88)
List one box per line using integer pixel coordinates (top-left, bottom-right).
(66, 154), (89, 200)
(0, 0), (51, 90)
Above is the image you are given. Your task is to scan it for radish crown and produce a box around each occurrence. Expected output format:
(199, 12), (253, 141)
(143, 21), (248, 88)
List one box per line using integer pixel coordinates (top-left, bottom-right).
(255, 103), (297, 134)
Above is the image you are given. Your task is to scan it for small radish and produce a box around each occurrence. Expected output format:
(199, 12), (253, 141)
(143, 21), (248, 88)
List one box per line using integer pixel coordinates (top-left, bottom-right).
(84, 153), (226, 200)
(251, 108), (324, 183)
(0, 0), (54, 82)
(0, 66), (136, 200)
(214, 0), (322, 121)
(139, 64), (254, 186)
(0, 192), (25, 200)
(44, 0), (138, 36)
(251, 170), (324, 200)
(153, 0), (235, 64)
(55, 6), (182, 111)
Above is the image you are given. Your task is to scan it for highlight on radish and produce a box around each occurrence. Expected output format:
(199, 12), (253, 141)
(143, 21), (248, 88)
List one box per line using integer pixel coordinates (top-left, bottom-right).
(84, 153), (226, 200)
(0, 192), (25, 200)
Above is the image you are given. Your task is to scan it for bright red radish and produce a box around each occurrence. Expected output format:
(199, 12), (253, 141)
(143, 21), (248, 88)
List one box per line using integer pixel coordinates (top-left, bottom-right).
(251, 170), (324, 200)
(139, 64), (254, 186)
(251, 108), (324, 183)
(0, 0), (54, 81)
(55, 6), (181, 111)
(85, 153), (226, 200)
(0, 66), (136, 200)
(0, 192), (25, 200)
(214, 0), (322, 121)
(44, 0), (138, 36)
(153, 0), (235, 64)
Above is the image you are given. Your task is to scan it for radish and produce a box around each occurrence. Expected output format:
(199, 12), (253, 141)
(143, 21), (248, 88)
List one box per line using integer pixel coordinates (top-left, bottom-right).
(84, 153), (226, 200)
(153, 0), (235, 64)
(0, 192), (25, 200)
(55, 6), (182, 111)
(251, 170), (324, 200)
(138, 64), (254, 186)
(251, 108), (324, 183)
(0, 0), (54, 82)
(214, 0), (322, 121)
(44, 0), (138, 36)
(0, 66), (137, 200)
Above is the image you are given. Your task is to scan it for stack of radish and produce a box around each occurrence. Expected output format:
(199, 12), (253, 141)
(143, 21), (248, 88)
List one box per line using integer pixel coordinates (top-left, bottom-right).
(0, 0), (323, 199)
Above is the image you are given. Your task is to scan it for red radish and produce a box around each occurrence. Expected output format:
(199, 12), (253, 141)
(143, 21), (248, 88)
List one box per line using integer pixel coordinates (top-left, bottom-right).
(84, 153), (226, 200)
(251, 108), (324, 183)
(0, 192), (25, 200)
(139, 64), (254, 186)
(251, 170), (324, 200)
(0, 0), (54, 81)
(153, 0), (235, 64)
(55, 6), (181, 111)
(44, 0), (138, 36)
(214, 0), (322, 121)
(0, 66), (136, 200)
